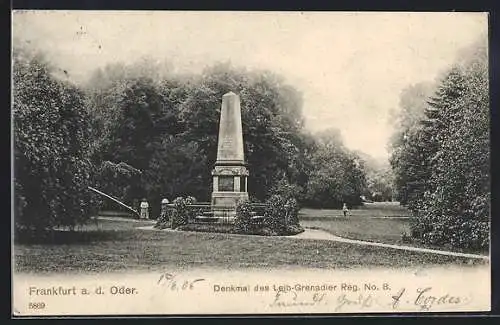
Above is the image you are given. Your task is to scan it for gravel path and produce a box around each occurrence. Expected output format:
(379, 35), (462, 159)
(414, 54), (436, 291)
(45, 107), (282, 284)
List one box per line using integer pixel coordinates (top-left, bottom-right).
(288, 228), (488, 260)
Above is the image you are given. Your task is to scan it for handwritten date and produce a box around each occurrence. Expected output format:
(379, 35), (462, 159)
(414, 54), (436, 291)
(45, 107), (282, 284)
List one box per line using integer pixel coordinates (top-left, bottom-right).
(157, 272), (205, 291)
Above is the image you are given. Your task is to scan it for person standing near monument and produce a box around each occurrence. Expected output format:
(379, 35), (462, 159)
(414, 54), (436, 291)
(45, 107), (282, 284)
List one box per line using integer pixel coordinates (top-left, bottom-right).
(342, 203), (349, 217)
(140, 198), (149, 219)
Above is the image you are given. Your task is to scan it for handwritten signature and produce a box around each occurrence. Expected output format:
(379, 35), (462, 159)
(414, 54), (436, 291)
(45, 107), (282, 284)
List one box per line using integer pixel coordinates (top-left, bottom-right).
(391, 287), (470, 311)
(269, 290), (375, 311)
(334, 293), (375, 312)
(270, 290), (326, 307)
(268, 287), (471, 312)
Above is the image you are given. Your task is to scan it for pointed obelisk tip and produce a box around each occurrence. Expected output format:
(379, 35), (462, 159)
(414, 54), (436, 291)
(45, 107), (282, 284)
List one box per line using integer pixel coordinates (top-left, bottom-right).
(223, 91), (237, 97)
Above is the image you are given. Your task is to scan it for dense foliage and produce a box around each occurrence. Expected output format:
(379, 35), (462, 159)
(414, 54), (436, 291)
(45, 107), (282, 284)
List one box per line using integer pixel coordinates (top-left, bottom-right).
(356, 151), (394, 202)
(169, 197), (190, 229)
(84, 60), (370, 212)
(13, 48), (100, 233)
(262, 195), (303, 236)
(14, 44), (378, 234)
(304, 129), (367, 208)
(155, 194), (303, 236)
(389, 36), (489, 250)
(234, 200), (255, 234)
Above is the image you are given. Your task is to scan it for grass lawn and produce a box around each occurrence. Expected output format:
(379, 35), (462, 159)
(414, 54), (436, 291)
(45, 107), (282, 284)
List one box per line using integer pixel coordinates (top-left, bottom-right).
(299, 202), (412, 220)
(301, 218), (411, 245)
(14, 218), (485, 274)
(298, 203), (488, 255)
(300, 202), (412, 245)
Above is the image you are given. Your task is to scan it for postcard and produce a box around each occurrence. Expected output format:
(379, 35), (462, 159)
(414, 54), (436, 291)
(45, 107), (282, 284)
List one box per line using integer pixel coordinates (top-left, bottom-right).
(11, 10), (490, 316)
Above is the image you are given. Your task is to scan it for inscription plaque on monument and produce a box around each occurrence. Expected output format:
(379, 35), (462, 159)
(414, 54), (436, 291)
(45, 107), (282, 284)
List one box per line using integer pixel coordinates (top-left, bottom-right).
(218, 176), (234, 192)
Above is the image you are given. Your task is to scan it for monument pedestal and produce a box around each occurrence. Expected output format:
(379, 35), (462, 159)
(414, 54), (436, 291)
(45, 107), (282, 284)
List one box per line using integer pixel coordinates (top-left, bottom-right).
(211, 164), (249, 219)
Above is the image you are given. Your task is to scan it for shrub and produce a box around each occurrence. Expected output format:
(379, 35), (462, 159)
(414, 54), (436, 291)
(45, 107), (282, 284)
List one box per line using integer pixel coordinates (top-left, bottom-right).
(263, 195), (287, 234)
(407, 191), (490, 251)
(263, 194), (302, 235)
(234, 199), (254, 234)
(285, 197), (300, 225)
(184, 196), (198, 222)
(170, 197), (189, 229)
(410, 211), (490, 251)
(154, 203), (174, 229)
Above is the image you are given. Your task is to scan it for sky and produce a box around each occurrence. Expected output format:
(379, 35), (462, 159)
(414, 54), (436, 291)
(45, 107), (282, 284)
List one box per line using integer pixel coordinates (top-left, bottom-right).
(12, 11), (488, 160)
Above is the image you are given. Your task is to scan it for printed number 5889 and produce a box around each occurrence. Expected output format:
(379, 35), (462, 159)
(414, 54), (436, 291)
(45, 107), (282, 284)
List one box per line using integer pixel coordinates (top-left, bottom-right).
(28, 302), (45, 309)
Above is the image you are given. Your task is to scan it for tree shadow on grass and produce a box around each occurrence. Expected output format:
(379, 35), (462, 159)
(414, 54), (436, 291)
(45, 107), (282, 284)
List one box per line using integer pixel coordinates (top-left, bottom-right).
(14, 229), (126, 245)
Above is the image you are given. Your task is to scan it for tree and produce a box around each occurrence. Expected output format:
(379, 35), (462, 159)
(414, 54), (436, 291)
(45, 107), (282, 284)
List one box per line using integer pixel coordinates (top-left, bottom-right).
(84, 59), (369, 214)
(389, 82), (435, 204)
(84, 60), (315, 215)
(177, 63), (311, 202)
(13, 47), (97, 233)
(389, 35), (489, 250)
(305, 128), (367, 208)
(357, 152), (394, 202)
(415, 38), (489, 249)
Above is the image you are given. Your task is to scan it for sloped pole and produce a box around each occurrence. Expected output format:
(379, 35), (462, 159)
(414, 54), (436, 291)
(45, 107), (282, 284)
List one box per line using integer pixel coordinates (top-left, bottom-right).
(88, 186), (140, 217)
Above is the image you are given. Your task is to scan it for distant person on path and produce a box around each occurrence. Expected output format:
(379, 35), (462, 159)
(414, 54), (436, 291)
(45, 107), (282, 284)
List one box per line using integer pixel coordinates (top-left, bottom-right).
(342, 203), (349, 217)
(140, 198), (149, 219)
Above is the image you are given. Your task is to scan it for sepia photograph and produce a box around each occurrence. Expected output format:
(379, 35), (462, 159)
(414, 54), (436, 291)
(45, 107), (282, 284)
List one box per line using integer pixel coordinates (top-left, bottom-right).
(11, 11), (490, 316)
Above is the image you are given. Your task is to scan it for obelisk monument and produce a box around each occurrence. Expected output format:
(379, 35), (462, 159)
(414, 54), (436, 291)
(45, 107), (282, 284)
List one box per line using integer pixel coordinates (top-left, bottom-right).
(211, 92), (249, 215)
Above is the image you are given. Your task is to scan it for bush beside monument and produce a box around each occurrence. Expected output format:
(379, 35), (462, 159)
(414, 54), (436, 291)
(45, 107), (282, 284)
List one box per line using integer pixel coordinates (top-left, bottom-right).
(154, 194), (304, 236)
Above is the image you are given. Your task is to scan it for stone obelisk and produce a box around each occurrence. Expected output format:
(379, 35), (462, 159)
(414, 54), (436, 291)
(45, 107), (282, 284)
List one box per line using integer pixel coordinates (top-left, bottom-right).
(211, 92), (249, 215)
